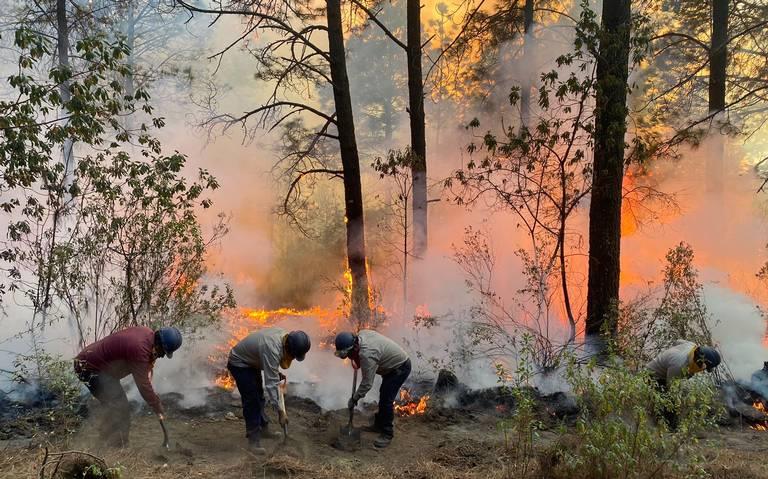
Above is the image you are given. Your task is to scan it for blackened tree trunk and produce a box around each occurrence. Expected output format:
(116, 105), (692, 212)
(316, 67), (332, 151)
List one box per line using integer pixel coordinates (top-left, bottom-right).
(407, 0), (427, 258)
(585, 0), (632, 339)
(327, 0), (371, 325)
(706, 0), (727, 193)
(520, 0), (534, 126)
(708, 0), (727, 114)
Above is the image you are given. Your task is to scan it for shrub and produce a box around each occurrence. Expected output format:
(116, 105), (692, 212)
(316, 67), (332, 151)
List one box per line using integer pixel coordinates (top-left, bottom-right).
(544, 356), (720, 479)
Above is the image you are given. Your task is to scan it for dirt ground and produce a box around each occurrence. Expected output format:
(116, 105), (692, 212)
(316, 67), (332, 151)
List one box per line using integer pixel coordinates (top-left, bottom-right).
(3, 393), (768, 478)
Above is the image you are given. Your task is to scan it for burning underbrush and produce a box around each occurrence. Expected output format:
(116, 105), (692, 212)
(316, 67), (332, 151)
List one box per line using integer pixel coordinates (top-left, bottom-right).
(394, 388), (430, 416)
(208, 306), (345, 390)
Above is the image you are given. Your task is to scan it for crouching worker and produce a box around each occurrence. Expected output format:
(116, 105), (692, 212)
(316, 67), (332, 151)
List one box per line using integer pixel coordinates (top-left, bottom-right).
(645, 339), (721, 428)
(74, 326), (182, 447)
(334, 330), (411, 449)
(227, 327), (311, 453)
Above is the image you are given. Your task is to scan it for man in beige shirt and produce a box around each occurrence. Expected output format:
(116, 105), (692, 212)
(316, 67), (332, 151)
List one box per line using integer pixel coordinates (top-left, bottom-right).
(334, 330), (411, 448)
(645, 339), (720, 429)
(228, 327), (311, 453)
(645, 340), (720, 388)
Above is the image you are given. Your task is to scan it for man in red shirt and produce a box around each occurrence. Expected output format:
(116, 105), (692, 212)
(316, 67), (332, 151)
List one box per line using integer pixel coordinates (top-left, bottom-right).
(74, 326), (182, 447)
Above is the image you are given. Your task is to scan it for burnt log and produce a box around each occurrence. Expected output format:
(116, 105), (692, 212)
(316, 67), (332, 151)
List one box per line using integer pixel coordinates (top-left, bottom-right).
(433, 369), (461, 396)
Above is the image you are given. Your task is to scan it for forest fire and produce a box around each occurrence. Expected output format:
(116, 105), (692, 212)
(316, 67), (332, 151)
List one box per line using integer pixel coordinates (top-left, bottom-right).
(210, 265), (387, 390)
(394, 388), (430, 416)
(210, 305), (344, 390)
(751, 401), (768, 431)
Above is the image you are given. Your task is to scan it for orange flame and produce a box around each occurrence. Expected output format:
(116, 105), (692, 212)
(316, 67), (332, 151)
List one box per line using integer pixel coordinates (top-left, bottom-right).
(751, 400), (768, 431)
(394, 388), (429, 416)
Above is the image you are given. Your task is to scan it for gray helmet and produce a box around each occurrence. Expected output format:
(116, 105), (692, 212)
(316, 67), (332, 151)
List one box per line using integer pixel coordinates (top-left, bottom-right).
(697, 346), (721, 371)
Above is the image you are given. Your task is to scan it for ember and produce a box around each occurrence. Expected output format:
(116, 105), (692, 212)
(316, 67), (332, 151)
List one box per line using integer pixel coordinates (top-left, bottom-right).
(394, 388), (429, 416)
(751, 400), (768, 431)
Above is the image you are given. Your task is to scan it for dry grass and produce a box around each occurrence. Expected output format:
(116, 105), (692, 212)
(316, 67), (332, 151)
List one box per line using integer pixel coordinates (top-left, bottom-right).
(4, 434), (768, 479)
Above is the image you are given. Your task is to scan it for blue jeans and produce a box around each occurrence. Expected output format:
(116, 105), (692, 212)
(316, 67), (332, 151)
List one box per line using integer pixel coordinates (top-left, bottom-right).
(375, 359), (411, 438)
(228, 362), (269, 442)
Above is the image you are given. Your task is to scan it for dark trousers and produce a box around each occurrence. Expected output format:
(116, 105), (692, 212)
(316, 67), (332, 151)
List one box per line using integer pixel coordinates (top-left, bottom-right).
(228, 362), (269, 442)
(654, 378), (678, 430)
(75, 366), (131, 446)
(374, 359), (412, 438)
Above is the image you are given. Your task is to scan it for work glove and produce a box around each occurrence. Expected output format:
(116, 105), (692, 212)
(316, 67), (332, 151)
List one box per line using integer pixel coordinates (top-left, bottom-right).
(278, 409), (289, 427)
(348, 397), (358, 410)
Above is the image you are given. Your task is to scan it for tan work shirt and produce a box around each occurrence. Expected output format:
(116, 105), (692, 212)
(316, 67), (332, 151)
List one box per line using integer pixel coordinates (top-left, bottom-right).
(645, 339), (704, 385)
(353, 330), (409, 401)
(228, 327), (287, 406)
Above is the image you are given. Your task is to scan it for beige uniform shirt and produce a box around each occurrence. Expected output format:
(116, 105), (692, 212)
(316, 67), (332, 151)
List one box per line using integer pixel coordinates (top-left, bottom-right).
(228, 327), (286, 406)
(353, 330), (409, 401)
(645, 340), (703, 384)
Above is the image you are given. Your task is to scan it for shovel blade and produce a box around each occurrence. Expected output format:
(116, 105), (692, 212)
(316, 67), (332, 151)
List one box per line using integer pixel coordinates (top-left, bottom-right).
(333, 425), (361, 451)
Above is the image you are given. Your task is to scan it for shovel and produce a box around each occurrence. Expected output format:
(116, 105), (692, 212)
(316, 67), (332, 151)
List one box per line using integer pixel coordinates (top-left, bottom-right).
(159, 418), (171, 450)
(333, 368), (361, 450)
(277, 377), (288, 444)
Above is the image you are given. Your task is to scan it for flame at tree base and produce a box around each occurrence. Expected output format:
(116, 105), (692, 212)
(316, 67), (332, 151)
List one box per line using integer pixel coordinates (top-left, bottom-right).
(394, 388), (429, 416)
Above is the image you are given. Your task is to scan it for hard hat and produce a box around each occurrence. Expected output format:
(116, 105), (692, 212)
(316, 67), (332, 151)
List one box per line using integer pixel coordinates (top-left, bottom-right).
(334, 332), (356, 358)
(157, 327), (183, 358)
(697, 346), (721, 371)
(286, 330), (311, 361)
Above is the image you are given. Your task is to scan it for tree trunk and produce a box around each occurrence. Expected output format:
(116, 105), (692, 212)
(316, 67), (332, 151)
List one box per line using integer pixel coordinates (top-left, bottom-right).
(585, 0), (632, 339)
(706, 0), (727, 193)
(520, 0), (534, 126)
(407, 0), (427, 258)
(708, 0), (727, 114)
(57, 0), (74, 190)
(125, 0), (136, 98)
(327, 0), (371, 325)
(383, 99), (393, 142)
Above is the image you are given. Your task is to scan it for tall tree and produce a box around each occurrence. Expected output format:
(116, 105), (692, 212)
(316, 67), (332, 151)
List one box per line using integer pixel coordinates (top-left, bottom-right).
(585, 0), (632, 339)
(347, 0), (429, 257)
(406, 0), (427, 257)
(327, 0), (371, 322)
(520, 0), (534, 125)
(706, 0), (728, 193)
(179, 0), (374, 324)
(708, 0), (728, 114)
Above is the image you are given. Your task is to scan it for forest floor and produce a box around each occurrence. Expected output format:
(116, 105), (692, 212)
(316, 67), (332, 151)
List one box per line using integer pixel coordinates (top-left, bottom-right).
(1, 388), (768, 478)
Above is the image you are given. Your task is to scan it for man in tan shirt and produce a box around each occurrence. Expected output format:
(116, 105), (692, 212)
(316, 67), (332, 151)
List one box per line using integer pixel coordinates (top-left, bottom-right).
(228, 327), (311, 453)
(334, 330), (411, 448)
(645, 340), (720, 429)
(645, 340), (721, 388)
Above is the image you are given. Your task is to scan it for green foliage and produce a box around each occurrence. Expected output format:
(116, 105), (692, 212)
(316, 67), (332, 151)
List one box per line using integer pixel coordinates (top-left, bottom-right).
(0, 27), (233, 344)
(552, 356), (719, 479)
(496, 334), (543, 479)
(13, 352), (83, 434)
(614, 242), (715, 366)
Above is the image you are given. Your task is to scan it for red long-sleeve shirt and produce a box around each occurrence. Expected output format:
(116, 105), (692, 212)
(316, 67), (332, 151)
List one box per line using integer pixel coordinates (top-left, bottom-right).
(75, 326), (163, 415)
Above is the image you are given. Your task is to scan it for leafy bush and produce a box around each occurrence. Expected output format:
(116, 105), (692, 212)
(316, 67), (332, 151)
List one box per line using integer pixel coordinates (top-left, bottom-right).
(614, 242), (716, 368)
(544, 356), (720, 479)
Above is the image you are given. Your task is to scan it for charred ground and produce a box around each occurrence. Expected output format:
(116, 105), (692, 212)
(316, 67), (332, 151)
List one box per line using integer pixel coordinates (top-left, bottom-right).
(3, 381), (768, 479)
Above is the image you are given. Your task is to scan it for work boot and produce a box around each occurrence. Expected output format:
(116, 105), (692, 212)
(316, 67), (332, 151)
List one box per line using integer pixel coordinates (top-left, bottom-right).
(373, 434), (392, 449)
(259, 427), (283, 440)
(362, 422), (383, 433)
(248, 439), (266, 455)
